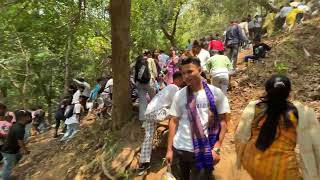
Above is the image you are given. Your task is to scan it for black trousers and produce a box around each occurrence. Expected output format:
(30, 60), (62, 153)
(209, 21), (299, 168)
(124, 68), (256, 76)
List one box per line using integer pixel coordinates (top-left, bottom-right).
(171, 148), (214, 180)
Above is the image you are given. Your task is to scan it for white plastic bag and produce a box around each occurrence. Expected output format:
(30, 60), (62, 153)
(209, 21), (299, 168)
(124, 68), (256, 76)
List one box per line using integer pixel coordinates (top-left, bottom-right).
(161, 161), (176, 180)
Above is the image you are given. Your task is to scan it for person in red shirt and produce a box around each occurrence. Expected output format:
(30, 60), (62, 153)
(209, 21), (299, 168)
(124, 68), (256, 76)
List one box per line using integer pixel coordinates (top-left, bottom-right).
(208, 34), (225, 54)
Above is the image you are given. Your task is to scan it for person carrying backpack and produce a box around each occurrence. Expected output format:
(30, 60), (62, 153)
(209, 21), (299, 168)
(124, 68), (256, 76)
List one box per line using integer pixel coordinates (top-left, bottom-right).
(60, 96), (85, 141)
(32, 106), (47, 134)
(54, 97), (70, 138)
(134, 54), (156, 125)
(225, 21), (245, 73)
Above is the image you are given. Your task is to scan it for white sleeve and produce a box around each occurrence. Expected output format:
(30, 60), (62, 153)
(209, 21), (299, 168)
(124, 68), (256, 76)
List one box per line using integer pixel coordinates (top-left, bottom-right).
(74, 104), (82, 114)
(169, 92), (182, 118)
(214, 88), (231, 114)
(84, 82), (90, 89)
(167, 85), (179, 103)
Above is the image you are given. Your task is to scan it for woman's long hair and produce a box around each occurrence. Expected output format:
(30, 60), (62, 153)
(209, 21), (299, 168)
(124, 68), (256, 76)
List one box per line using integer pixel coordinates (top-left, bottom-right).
(255, 75), (298, 151)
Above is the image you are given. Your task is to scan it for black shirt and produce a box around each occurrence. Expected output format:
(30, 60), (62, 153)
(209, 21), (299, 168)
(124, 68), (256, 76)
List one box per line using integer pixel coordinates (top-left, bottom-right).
(253, 43), (271, 58)
(1, 123), (25, 154)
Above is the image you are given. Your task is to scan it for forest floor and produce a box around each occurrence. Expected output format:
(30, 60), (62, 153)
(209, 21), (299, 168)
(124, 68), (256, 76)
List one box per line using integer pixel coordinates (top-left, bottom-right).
(5, 17), (320, 180)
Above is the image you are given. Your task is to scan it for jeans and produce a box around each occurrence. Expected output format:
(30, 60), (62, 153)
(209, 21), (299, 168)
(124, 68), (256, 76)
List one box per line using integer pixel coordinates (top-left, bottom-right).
(171, 148), (214, 180)
(244, 55), (259, 62)
(0, 152), (22, 180)
(211, 74), (229, 94)
(60, 123), (79, 141)
(227, 44), (239, 71)
(136, 81), (156, 121)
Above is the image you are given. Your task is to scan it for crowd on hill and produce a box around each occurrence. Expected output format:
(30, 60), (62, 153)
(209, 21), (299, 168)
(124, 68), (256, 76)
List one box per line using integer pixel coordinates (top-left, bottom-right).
(0, 0), (320, 179)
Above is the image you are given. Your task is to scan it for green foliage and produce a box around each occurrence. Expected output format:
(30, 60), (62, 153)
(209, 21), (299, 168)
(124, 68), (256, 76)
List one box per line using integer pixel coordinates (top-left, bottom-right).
(274, 62), (289, 74)
(0, 0), (268, 118)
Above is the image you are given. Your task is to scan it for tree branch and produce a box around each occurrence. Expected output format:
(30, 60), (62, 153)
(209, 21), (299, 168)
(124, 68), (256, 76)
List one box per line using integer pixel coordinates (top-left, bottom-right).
(255, 0), (279, 12)
(160, 25), (172, 40)
(171, 2), (183, 37)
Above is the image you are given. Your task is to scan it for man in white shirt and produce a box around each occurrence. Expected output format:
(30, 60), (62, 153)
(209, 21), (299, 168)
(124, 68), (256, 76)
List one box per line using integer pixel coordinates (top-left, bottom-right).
(60, 96), (84, 141)
(72, 78), (91, 103)
(165, 57), (230, 179)
(137, 72), (185, 175)
(192, 40), (210, 73)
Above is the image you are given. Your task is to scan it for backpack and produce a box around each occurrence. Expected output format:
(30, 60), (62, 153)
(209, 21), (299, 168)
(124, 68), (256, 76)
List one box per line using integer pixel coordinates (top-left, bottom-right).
(136, 58), (151, 84)
(64, 104), (75, 119)
(225, 25), (242, 47)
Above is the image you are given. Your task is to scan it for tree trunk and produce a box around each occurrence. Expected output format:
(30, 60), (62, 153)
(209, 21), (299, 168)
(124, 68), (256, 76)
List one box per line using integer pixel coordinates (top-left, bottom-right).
(110, 0), (132, 130)
(64, 32), (72, 96)
(47, 68), (54, 124)
(160, 2), (182, 48)
(17, 36), (29, 108)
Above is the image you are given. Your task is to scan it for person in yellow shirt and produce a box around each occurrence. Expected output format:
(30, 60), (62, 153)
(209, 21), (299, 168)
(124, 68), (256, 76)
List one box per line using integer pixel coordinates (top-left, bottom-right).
(145, 51), (158, 81)
(263, 12), (276, 38)
(285, 6), (304, 32)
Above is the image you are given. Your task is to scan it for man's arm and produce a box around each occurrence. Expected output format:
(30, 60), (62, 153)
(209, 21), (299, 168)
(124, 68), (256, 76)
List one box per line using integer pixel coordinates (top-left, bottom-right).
(215, 113), (227, 148)
(263, 43), (272, 51)
(165, 117), (179, 164)
(167, 117), (179, 152)
(73, 79), (84, 86)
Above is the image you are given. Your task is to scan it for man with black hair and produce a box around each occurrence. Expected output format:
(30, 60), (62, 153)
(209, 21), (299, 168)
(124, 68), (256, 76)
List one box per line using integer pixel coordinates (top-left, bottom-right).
(135, 54), (156, 124)
(192, 40), (210, 73)
(72, 78), (91, 103)
(244, 38), (271, 64)
(137, 72), (185, 175)
(60, 96), (84, 141)
(225, 21), (245, 73)
(1, 110), (32, 180)
(54, 97), (71, 138)
(165, 57), (230, 179)
(33, 105), (47, 134)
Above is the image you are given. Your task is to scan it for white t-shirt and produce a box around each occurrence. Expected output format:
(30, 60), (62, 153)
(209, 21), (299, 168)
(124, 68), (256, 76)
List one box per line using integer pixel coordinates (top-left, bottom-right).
(197, 49), (211, 72)
(104, 78), (113, 94)
(145, 84), (179, 115)
(72, 90), (81, 104)
(82, 82), (91, 97)
(169, 85), (230, 152)
(65, 103), (82, 125)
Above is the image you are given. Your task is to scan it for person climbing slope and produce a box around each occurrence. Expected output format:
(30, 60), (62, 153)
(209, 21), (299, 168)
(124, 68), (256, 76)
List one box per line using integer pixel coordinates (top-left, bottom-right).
(137, 72), (185, 175)
(244, 38), (271, 64)
(1, 110), (32, 180)
(206, 50), (232, 94)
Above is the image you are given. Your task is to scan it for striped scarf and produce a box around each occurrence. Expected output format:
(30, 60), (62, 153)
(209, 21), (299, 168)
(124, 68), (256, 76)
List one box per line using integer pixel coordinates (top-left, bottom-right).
(186, 81), (221, 170)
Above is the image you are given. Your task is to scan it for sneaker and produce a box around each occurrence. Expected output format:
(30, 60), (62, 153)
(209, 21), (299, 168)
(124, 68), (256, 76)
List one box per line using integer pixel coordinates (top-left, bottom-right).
(137, 163), (151, 176)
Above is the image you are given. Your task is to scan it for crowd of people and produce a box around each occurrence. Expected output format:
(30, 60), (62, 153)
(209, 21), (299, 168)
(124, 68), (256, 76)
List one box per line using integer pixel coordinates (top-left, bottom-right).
(135, 51), (320, 180)
(0, 1), (319, 179)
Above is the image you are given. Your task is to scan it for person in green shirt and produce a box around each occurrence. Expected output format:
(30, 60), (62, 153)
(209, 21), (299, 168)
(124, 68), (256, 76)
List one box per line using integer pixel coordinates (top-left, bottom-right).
(206, 50), (232, 93)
